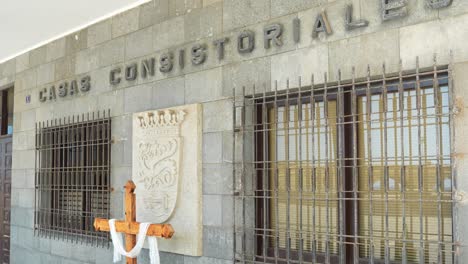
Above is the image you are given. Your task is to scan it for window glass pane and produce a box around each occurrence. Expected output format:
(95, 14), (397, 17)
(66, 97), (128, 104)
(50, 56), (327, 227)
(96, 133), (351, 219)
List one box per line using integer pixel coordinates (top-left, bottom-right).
(7, 88), (13, 135)
(0, 88), (14, 135)
(269, 100), (339, 255)
(358, 85), (452, 263)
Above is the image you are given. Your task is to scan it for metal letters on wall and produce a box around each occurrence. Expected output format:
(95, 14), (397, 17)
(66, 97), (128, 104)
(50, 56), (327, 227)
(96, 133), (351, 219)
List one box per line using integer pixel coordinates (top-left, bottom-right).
(264, 24), (283, 49)
(312, 12), (333, 38)
(426, 0), (452, 8)
(346, 5), (369, 30)
(35, 1), (454, 99)
(39, 75), (91, 103)
(381, 0), (408, 21)
(237, 31), (255, 54)
(105, 1), (457, 86)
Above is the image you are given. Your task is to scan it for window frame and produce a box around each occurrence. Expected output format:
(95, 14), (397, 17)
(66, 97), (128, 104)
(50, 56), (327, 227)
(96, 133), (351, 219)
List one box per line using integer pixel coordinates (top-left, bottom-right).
(254, 69), (452, 264)
(34, 111), (112, 246)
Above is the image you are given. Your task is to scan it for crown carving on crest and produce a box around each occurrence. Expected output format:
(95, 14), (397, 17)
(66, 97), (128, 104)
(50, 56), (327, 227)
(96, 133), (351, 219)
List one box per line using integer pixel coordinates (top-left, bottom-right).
(137, 110), (186, 129)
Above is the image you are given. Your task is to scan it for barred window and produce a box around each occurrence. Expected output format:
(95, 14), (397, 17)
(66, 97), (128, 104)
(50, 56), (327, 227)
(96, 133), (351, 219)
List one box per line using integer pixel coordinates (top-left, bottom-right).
(234, 64), (455, 263)
(34, 111), (111, 246)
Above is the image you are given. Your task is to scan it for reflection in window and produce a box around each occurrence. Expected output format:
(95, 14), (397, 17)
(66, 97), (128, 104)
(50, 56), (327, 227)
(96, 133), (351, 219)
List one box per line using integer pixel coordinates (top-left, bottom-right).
(372, 178), (398, 191)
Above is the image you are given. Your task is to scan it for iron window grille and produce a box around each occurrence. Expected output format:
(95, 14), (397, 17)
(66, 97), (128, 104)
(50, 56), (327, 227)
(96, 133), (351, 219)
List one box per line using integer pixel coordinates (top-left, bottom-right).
(34, 110), (111, 246)
(233, 57), (457, 264)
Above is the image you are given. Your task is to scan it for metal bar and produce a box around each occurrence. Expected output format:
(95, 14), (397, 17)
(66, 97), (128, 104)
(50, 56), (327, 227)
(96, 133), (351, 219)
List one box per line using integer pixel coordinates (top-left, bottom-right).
(298, 77), (304, 264)
(285, 80), (291, 264)
(53, 118), (58, 241)
(432, 55), (443, 264)
(398, 59), (408, 264)
(243, 85), (247, 264)
(45, 119), (48, 239)
(262, 86), (268, 263)
(42, 120), (45, 238)
(337, 70), (345, 264)
(79, 114), (85, 244)
(59, 117), (64, 240)
(382, 63), (390, 264)
(65, 116), (70, 243)
(106, 109), (111, 246)
(366, 65), (375, 264)
(274, 81), (279, 264)
(310, 74), (317, 264)
(323, 72), (330, 264)
(351, 67), (359, 264)
(415, 57), (425, 264)
(99, 112), (104, 245)
(44, 119), (47, 238)
(34, 121), (38, 237)
(232, 86), (237, 264)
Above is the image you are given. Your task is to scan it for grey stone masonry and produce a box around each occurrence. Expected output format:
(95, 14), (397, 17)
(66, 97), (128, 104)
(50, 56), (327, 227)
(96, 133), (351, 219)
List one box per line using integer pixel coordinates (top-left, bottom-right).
(2, 0), (468, 263)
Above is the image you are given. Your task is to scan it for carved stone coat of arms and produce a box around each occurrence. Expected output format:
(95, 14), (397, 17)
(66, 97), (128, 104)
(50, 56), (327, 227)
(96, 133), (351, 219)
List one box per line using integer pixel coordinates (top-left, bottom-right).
(133, 109), (185, 223)
(132, 104), (202, 256)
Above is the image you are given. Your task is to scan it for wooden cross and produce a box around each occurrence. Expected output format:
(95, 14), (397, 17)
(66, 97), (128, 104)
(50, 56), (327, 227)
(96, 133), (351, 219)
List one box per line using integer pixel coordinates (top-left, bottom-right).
(94, 180), (175, 264)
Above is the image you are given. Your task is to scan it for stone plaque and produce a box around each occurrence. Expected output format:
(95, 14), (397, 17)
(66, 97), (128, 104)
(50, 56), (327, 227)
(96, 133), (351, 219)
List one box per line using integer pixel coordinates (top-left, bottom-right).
(133, 104), (202, 256)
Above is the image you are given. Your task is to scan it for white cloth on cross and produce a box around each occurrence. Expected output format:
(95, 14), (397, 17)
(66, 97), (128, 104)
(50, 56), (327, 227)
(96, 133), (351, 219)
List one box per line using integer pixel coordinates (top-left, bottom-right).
(108, 219), (160, 264)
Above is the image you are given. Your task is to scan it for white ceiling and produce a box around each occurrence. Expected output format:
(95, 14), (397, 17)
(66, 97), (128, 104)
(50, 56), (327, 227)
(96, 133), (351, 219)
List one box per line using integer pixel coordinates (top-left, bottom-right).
(0, 0), (150, 63)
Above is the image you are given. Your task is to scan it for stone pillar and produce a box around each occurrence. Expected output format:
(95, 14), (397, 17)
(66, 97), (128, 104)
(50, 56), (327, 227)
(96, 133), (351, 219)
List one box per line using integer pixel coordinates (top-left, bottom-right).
(452, 62), (468, 262)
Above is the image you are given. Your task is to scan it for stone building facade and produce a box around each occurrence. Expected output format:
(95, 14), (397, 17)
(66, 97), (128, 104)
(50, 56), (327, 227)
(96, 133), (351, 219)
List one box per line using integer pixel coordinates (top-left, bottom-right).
(1, 0), (468, 263)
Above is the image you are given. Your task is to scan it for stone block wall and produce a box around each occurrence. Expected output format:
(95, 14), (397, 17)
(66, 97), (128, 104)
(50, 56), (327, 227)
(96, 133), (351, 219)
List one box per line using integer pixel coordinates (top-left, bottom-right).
(1, 0), (468, 263)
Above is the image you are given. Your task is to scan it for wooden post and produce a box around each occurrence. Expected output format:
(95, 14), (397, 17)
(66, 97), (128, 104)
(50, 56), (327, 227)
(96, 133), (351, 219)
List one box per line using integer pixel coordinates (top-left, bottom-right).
(94, 180), (174, 264)
(125, 181), (137, 264)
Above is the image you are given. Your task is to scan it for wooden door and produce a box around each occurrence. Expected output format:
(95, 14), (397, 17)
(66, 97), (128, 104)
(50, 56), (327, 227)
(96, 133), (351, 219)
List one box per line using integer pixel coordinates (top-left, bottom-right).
(0, 136), (12, 264)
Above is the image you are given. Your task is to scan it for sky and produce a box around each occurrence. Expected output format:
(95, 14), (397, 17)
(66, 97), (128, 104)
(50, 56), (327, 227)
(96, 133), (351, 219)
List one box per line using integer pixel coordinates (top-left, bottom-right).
(0, 0), (150, 63)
